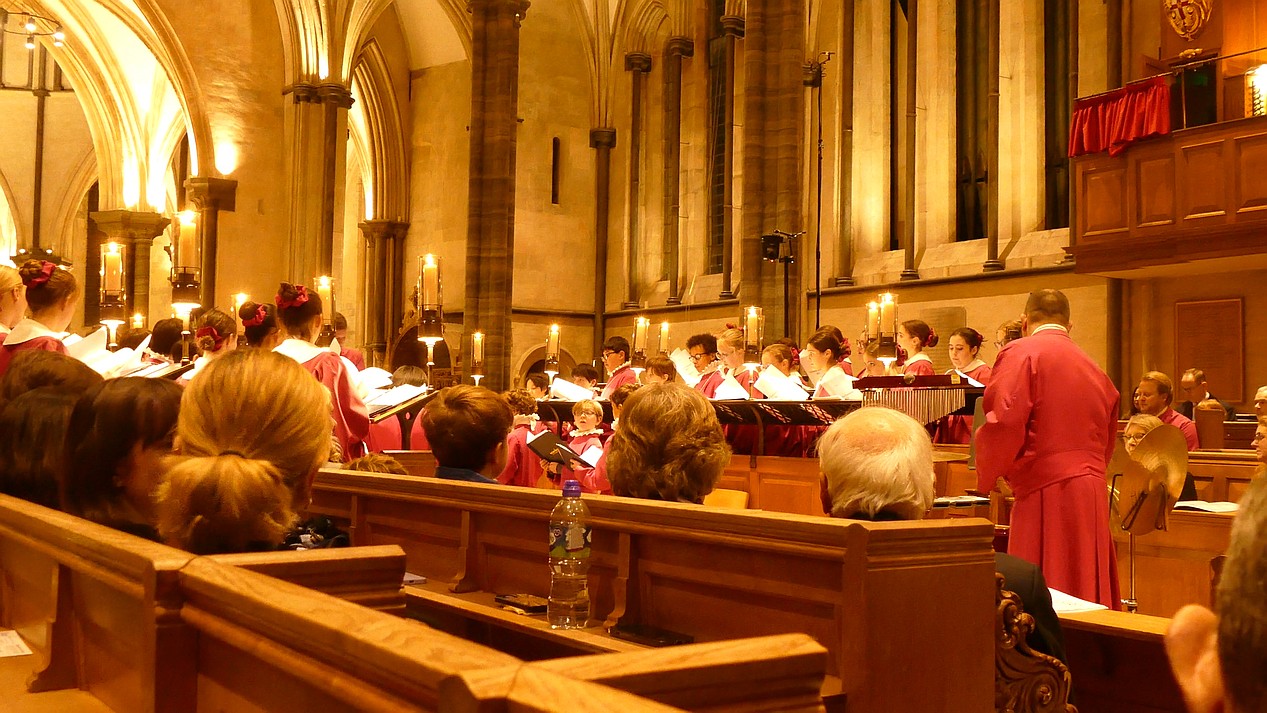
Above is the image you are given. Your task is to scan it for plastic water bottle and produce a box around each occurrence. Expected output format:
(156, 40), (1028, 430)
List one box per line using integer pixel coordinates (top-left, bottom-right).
(548, 480), (591, 629)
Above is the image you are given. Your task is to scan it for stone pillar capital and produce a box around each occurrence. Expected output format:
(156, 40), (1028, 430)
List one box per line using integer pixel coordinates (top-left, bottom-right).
(466, 0), (530, 24)
(666, 36), (694, 58)
(359, 219), (409, 240)
(589, 128), (617, 149)
(89, 210), (168, 242)
(184, 177), (238, 212)
(720, 15), (746, 36)
(316, 82), (355, 108)
(625, 52), (653, 73)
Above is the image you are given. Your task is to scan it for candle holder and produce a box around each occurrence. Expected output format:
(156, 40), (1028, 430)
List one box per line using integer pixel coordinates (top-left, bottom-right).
(315, 276), (336, 347)
(631, 316), (650, 375)
(544, 324), (560, 378)
(470, 331), (485, 386)
(168, 212), (202, 316)
(99, 242), (127, 351)
(658, 321), (671, 356)
(742, 306), (764, 368)
(867, 292), (899, 374)
(416, 255), (444, 384)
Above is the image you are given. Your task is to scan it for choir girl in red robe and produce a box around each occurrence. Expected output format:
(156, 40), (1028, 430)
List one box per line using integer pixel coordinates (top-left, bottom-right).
(272, 282), (369, 461)
(0, 265), (26, 337)
(687, 333), (725, 397)
(498, 389), (547, 488)
(898, 319), (938, 377)
(332, 312), (366, 371)
(586, 383), (638, 493)
(642, 355), (677, 384)
(565, 399), (609, 493)
(818, 326), (853, 376)
(757, 343), (815, 457)
(934, 327), (992, 444)
(803, 329), (853, 398)
(239, 302), (283, 349)
(179, 309), (238, 385)
(0, 260), (79, 378)
(717, 328), (758, 391)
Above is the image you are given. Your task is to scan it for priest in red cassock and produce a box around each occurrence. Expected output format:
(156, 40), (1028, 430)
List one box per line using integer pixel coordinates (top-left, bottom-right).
(976, 289), (1121, 609)
(598, 336), (637, 400)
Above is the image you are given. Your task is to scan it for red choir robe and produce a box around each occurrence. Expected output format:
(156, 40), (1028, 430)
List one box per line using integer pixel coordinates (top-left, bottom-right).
(1158, 408), (1200, 451)
(0, 318), (68, 378)
(902, 352), (935, 377)
(585, 448), (613, 495)
(600, 364), (637, 400)
(564, 429), (609, 494)
(275, 339), (370, 462)
(838, 358), (853, 377)
(498, 421), (545, 488)
(341, 346), (367, 372)
(694, 369), (726, 398)
(975, 324), (1120, 609)
(934, 361), (993, 444)
(365, 415), (429, 453)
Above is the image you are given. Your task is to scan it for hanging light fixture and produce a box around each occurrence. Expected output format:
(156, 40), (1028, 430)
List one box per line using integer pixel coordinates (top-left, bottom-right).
(0, 9), (68, 50)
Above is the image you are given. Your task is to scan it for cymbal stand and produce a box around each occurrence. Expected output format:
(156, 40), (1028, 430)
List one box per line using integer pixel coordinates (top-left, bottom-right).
(1122, 532), (1138, 613)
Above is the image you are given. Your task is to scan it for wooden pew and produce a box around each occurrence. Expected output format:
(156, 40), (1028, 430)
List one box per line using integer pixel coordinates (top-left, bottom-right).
(1060, 610), (1184, 713)
(384, 449), (437, 478)
(309, 468), (998, 713)
(207, 545), (407, 612)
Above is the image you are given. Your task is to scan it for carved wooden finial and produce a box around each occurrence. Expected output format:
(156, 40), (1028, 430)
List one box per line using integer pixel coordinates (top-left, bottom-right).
(994, 574), (1077, 713)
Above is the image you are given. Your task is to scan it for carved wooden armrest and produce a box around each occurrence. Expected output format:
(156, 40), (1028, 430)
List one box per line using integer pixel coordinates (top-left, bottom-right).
(994, 573), (1076, 713)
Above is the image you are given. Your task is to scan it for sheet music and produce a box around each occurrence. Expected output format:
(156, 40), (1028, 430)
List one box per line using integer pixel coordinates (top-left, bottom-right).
(579, 444), (604, 468)
(754, 367), (809, 401)
(669, 348), (702, 387)
(365, 384), (427, 410)
(815, 369), (861, 399)
(549, 376), (594, 401)
(712, 374), (750, 400)
(1048, 588), (1108, 614)
(358, 367), (394, 392)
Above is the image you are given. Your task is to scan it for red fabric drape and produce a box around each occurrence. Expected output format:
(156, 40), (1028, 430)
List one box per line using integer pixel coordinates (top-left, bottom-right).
(1068, 75), (1172, 158)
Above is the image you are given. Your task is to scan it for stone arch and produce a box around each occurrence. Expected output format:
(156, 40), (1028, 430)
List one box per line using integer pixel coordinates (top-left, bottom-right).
(513, 346), (579, 388)
(0, 170), (23, 263)
(351, 40), (409, 221)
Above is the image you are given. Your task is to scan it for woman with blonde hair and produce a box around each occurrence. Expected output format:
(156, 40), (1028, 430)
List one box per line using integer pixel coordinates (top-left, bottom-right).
(0, 264), (26, 336)
(1121, 412), (1197, 501)
(155, 349), (334, 554)
(607, 383), (730, 504)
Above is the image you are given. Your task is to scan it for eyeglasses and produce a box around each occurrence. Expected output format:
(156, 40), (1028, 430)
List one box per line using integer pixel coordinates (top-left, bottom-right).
(718, 349), (737, 358)
(601, 351), (618, 359)
(688, 352), (713, 363)
(993, 341), (1003, 349)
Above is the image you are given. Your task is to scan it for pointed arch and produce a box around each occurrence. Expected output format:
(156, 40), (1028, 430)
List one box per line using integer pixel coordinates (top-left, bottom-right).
(351, 40), (410, 221)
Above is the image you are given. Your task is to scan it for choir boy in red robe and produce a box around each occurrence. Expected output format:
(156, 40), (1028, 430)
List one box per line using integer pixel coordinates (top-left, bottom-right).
(935, 327), (993, 444)
(976, 289), (1120, 609)
(599, 336), (637, 400)
(332, 312), (366, 371)
(0, 260), (79, 378)
(688, 333), (725, 397)
(498, 389), (547, 488)
(899, 320), (938, 377)
(1136, 371), (1200, 451)
(272, 282), (369, 461)
(565, 399), (608, 494)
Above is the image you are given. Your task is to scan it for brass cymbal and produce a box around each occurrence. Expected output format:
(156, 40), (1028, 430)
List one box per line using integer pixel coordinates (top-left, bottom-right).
(1109, 424), (1189, 535)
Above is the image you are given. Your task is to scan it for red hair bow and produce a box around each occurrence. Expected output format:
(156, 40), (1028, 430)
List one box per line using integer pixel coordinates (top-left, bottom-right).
(195, 326), (226, 349)
(275, 285), (309, 310)
(243, 305), (267, 327)
(24, 261), (56, 288)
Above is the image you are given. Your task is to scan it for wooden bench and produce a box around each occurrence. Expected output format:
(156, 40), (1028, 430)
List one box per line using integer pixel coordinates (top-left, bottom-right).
(384, 449), (437, 478)
(309, 468), (998, 713)
(1060, 609), (1184, 713)
(207, 545), (407, 612)
(0, 494), (829, 712)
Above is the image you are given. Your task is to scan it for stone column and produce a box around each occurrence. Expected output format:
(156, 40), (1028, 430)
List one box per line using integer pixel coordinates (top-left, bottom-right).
(184, 177), (238, 308)
(382, 221), (409, 356)
(622, 53), (651, 309)
(591, 127), (616, 357)
(719, 16), (744, 300)
(982, 0), (1004, 272)
(89, 210), (168, 320)
(285, 82), (353, 283)
(899, 0), (920, 281)
(662, 36), (693, 306)
(358, 220), (407, 367)
(741, 0), (805, 341)
(834, 0), (856, 287)
(465, 0), (529, 390)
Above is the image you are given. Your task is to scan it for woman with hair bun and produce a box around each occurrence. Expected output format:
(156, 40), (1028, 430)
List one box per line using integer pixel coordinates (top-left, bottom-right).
(935, 327), (992, 444)
(238, 301), (281, 349)
(179, 308), (238, 384)
(0, 260), (80, 378)
(271, 282), (368, 461)
(155, 349), (336, 554)
(0, 264), (26, 337)
(899, 319), (938, 377)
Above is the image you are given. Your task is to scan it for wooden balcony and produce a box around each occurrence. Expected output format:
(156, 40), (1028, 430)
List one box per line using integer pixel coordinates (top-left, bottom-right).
(1069, 115), (1267, 274)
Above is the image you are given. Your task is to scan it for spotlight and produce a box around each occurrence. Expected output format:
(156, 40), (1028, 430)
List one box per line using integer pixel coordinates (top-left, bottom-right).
(761, 234), (784, 262)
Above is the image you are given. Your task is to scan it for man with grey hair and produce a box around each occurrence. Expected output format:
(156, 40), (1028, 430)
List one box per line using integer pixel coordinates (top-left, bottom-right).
(817, 406), (1066, 661)
(1166, 474), (1267, 713)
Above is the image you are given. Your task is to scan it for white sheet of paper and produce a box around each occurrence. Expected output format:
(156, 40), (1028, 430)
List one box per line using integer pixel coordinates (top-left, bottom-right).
(1047, 588), (1108, 614)
(712, 374), (750, 400)
(1174, 500), (1239, 513)
(754, 367), (809, 401)
(358, 367), (394, 391)
(549, 376), (594, 401)
(816, 368), (861, 399)
(669, 348), (701, 387)
(365, 383), (427, 408)
(329, 337), (342, 355)
(66, 327), (107, 360)
(579, 444), (604, 468)
(952, 370), (985, 388)
(0, 630), (32, 657)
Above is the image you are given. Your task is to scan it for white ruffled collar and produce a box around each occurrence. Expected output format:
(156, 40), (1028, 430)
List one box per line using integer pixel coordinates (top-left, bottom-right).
(569, 427), (604, 438)
(906, 352), (932, 365)
(3, 318), (64, 347)
(273, 338), (326, 365)
(955, 359), (987, 373)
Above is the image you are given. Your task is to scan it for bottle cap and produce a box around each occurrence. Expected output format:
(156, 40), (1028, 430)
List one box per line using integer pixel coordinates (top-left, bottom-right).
(563, 480), (581, 497)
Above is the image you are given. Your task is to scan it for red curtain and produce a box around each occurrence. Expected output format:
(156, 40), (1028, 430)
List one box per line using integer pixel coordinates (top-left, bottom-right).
(1069, 75), (1172, 158)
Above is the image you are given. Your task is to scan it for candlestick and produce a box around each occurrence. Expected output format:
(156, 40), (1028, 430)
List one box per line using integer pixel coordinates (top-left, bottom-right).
(420, 254), (439, 309)
(546, 324), (560, 359)
(879, 293), (896, 335)
(176, 211), (198, 268)
(659, 322), (670, 355)
(131, 313), (145, 329)
(316, 276), (333, 319)
(472, 331), (485, 365)
(866, 302), (880, 339)
(102, 242), (123, 293)
(634, 317), (649, 353)
(233, 292), (249, 314)
(744, 306), (762, 349)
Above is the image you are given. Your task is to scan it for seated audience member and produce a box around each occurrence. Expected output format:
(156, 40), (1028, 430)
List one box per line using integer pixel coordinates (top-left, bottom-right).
(1137, 371), (1200, 450)
(0, 387), (79, 509)
(499, 389), (546, 488)
(1177, 368), (1235, 420)
(687, 333), (725, 397)
(1255, 386), (1267, 418)
(155, 350), (334, 554)
(238, 302), (282, 350)
(570, 363), (600, 394)
(1253, 418), (1267, 465)
(1121, 413), (1198, 501)
(180, 308), (238, 384)
(331, 312), (366, 371)
(524, 372), (550, 400)
(599, 336), (637, 400)
(344, 452), (408, 476)
(818, 406), (1066, 662)
(0, 350), (102, 409)
(63, 378), (183, 539)
(148, 317), (185, 362)
(421, 385), (512, 484)
(996, 319), (1023, 349)
(1165, 474), (1267, 713)
(607, 383), (730, 504)
(642, 355), (677, 384)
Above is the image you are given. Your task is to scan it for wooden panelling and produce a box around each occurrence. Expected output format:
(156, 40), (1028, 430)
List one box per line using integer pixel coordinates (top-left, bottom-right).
(1081, 164), (1130, 240)
(1060, 610), (1184, 713)
(1178, 140), (1226, 221)
(1134, 154), (1176, 228)
(1232, 130), (1267, 216)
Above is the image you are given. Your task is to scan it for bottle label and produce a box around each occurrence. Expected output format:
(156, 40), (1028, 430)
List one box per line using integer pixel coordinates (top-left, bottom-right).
(549, 523), (591, 559)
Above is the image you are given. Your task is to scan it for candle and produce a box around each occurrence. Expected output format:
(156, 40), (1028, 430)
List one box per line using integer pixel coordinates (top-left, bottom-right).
(472, 331), (485, 365)
(659, 322), (670, 354)
(879, 293), (895, 335)
(866, 302), (880, 338)
(546, 324), (560, 359)
(316, 276), (333, 316)
(102, 242), (123, 292)
(131, 313), (145, 329)
(634, 317), (649, 352)
(233, 292), (249, 314)
(176, 211), (197, 268)
(421, 254), (439, 308)
(745, 306), (762, 349)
